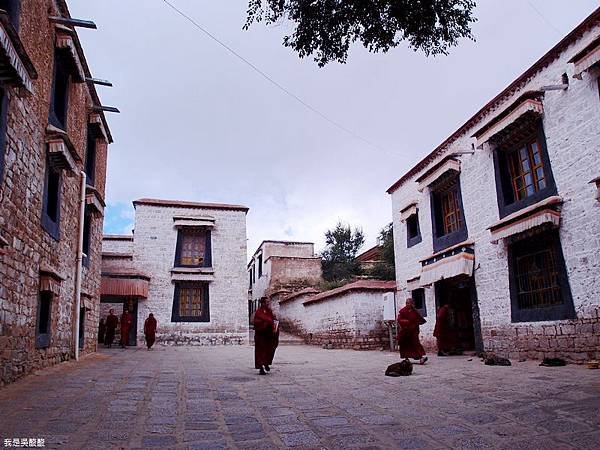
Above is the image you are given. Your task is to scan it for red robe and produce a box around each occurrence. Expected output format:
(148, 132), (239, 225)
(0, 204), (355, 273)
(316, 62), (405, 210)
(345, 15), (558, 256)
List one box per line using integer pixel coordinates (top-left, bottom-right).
(105, 314), (118, 346)
(397, 306), (426, 359)
(144, 316), (157, 349)
(433, 305), (456, 352)
(120, 312), (133, 346)
(253, 306), (279, 369)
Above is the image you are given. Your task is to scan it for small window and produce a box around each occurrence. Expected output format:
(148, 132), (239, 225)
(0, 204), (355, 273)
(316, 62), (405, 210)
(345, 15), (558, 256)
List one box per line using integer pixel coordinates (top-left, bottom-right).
(249, 270), (253, 288)
(174, 228), (211, 267)
(41, 157), (61, 240)
(258, 254), (263, 278)
(49, 50), (71, 130)
(508, 229), (575, 322)
(171, 282), (210, 322)
(0, 0), (21, 29)
(36, 291), (52, 348)
(0, 87), (7, 183)
(406, 213), (422, 248)
(507, 139), (547, 202)
(82, 208), (92, 267)
(412, 288), (426, 317)
(85, 125), (97, 186)
(430, 175), (468, 252)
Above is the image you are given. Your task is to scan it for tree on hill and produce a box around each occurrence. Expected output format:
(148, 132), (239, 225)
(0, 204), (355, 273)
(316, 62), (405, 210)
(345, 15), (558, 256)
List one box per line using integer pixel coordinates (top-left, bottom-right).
(321, 222), (365, 282)
(368, 222), (395, 280)
(244, 0), (477, 66)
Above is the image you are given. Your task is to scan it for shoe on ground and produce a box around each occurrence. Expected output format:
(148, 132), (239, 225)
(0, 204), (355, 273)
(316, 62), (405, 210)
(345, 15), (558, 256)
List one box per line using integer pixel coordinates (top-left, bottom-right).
(420, 356), (428, 365)
(264, 365), (270, 372)
(259, 367), (266, 375)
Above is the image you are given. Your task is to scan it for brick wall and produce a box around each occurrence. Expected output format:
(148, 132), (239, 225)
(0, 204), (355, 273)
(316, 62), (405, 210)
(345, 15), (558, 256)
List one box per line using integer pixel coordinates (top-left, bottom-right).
(390, 24), (600, 362)
(0, 1), (110, 385)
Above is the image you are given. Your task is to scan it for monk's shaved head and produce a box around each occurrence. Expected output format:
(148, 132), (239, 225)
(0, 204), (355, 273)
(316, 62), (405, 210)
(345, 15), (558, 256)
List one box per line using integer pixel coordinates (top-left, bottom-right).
(406, 298), (415, 308)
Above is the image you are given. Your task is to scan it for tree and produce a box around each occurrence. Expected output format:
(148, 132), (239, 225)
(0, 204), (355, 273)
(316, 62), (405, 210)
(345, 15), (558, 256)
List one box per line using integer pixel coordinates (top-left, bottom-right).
(321, 222), (365, 282)
(244, 0), (476, 67)
(369, 223), (395, 280)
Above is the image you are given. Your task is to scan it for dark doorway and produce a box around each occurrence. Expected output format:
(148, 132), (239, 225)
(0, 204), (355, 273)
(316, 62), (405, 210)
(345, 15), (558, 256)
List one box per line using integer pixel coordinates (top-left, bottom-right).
(435, 275), (476, 352)
(78, 307), (85, 349)
(122, 298), (138, 346)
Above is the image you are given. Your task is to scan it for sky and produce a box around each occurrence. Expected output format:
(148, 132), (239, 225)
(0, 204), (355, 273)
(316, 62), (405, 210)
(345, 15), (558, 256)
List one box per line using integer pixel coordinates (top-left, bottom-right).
(70, 0), (598, 258)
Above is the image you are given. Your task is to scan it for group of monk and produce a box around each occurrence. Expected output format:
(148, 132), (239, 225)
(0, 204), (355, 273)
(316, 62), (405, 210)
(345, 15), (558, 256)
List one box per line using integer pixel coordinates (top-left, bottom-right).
(396, 297), (459, 365)
(97, 309), (158, 350)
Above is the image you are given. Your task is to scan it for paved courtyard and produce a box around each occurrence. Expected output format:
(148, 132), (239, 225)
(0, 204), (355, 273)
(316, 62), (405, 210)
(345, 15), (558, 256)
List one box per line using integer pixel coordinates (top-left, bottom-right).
(1, 343), (599, 450)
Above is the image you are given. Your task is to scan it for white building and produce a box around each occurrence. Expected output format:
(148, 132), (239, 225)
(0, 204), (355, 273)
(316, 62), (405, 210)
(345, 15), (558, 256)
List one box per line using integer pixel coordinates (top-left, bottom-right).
(101, 198), (249, 345)
(387, 10), (600, 362)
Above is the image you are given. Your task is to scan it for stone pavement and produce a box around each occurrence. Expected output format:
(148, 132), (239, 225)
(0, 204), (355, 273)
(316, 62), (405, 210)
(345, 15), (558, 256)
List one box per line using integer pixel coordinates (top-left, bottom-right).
(1, 344), (599, 450)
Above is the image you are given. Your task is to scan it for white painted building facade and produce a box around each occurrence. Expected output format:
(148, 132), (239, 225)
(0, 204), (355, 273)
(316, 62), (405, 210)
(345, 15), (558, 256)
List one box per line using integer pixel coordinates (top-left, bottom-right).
(101, 198), (249, 345)
(388, 11), (600, 361)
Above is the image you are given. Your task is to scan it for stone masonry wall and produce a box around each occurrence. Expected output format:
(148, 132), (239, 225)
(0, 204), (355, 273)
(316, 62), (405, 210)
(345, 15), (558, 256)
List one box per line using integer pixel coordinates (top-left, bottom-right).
(0, 0), (109, 385)
(132, 203), (249, 345)
(390, 24), (600, 362)
(278, 291), (391, 350)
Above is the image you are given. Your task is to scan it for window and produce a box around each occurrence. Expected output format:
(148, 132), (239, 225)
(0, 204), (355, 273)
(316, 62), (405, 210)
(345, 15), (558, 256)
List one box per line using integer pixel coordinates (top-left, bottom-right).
(0, 87), (7, 183)
(249, 270), (253, 288)
(493, 122), (557, 218)
(430, 176), (468, 252)
(36, 291), (52, 348)
(174, 228), (211, 267)
(41, 156), (61, 240)
(406, 212), (422, 247)
(258, 254), (263, 278)
(48, 50), (70, 130)
(82, 207), (92, 267)
(0, 0), (21, 29)
(508, 229), (575, 322)
(412, 288), (426, 317)
(171, 282), (210, 322)
(85, 125), (96, 186)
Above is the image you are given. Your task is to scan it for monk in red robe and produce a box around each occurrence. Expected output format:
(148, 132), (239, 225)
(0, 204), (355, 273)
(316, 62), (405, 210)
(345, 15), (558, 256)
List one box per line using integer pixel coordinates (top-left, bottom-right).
(144, 313), (157, 350)
(105, 309), (118, 348)
(120, 309), (133, 348)
(253, 297), (279, 375)
(433, 303), (456, 356)
(397, 298), (428, 364)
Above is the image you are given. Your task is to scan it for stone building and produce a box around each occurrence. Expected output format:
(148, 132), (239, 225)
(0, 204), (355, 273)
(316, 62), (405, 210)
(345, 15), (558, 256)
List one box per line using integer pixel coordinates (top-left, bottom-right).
(387, 9), (600, 362)
(0, 1), (113, 385)
(101, 198), (249, 346)
(247, 240), (322, 318)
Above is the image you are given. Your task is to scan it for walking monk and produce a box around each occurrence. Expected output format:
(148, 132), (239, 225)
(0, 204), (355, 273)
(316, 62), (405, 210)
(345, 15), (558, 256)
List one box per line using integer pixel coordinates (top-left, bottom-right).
(433, 303), (456, 356)
(105, 309), (118, 348)
(120, 308), (133, 348)
(397, 298), (428, 365)
(144, 313), (157, 350)
(253, 297), (279, 375)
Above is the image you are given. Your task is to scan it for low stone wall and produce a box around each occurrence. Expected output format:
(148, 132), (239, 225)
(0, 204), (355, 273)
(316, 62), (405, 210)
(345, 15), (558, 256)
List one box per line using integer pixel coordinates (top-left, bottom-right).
(153, 331), (247, 346)
(483, 306), (600, 362)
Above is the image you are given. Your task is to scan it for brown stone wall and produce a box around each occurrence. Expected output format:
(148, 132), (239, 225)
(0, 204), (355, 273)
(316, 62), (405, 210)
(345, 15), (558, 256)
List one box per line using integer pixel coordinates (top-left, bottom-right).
(0, 0), (110, 385)
(482, 307), (600, 363)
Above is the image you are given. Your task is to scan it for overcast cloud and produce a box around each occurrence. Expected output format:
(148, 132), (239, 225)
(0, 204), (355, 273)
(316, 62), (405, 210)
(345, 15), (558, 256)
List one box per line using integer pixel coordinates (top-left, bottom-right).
(70, 0), (598, 258)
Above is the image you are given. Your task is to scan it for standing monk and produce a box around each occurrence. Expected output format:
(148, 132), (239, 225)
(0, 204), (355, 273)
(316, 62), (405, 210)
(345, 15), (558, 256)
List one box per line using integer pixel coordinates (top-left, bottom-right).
(397, 298), (428, 365)
(105, 309), (118, 348)
(144, 313), (158, 350)
(433, 303), (456, 356)
(120, 308), (133, 348)
(253, 297), (279, 375)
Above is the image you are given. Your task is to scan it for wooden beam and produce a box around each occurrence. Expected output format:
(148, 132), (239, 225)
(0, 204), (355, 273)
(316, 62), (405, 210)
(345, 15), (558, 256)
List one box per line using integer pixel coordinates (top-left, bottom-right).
(85, 77), (113, 87)
(93, 106), (120, 114)
(49, 16), (97, 29)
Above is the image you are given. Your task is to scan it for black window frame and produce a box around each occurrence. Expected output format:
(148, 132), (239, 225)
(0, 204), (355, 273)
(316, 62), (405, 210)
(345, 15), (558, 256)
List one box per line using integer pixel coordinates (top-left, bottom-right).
(508, 229), (575, 323)
(35, 291), (52, 348)
(82, 206), (92, 267)
(493, 121), (557, 219)
(85, 124), (97, 187)
(412, 288), (427, 317)
(258, 254), (263, 278)
(430, 175), (468, 253)
(41, 155), (62, 241)
(48, 49), (71, 131)
(171, 282), (210, 322)
(406, 212), (422, 248)
(174, 227), (212, 268)
(0, 87), (8, 183)
(0, 0), (21, 30)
